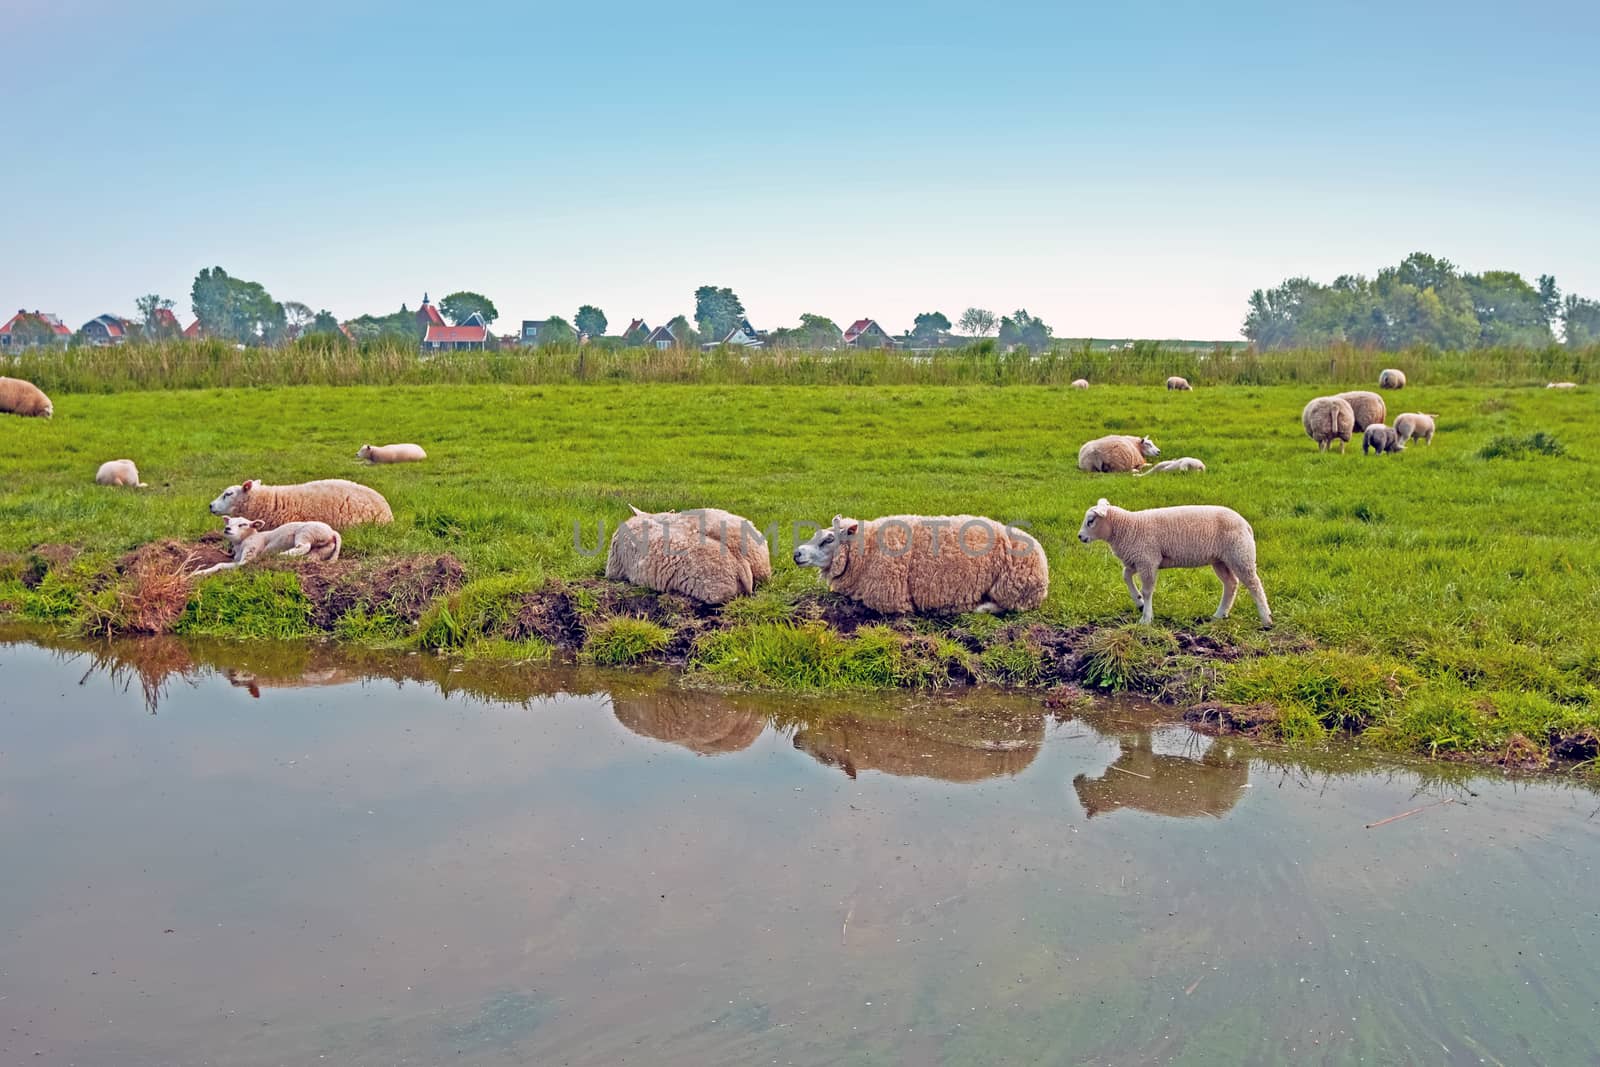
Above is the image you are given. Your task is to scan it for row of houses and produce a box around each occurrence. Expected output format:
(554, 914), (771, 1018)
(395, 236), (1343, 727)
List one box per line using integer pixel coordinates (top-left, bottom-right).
(1, 308), (200, 350)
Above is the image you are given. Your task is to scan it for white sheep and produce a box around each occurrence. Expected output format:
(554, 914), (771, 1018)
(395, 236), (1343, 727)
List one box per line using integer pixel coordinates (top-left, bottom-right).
(358, 443), (427, 463)
(1166, 376), (1192, 391)
(1071, 378), (1090, 389)
(1078, 434), (1160, 473)
(606, 506), (770, 604)
(1335, 390), (1387, 431)
(192, 517), (342, 576)
(95, 459), (146, 487)
(1078, 498), (1271, 627)
(1302, 396), (1356, 452)
(1362, 424), (1405, 455)
(793, 514), (1049, 615)
(1379, 368), (1407, 389)
(0, 376), (52, 418)
(1392, 412), (1437, 445)
(209, 478), (392, 530)
(1547, 381), (1578, 389)
(1133, 457), (1206, 476)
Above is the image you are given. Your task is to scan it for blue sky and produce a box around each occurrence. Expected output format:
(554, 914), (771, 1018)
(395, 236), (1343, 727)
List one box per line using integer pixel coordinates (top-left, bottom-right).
(4, 0), (1597, 338)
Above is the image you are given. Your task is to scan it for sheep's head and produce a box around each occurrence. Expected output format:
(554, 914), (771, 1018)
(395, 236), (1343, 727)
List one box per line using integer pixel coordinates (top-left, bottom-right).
(357, 445), (372, 460)
(221, 517), (265, 543)
(1078, 499), (1114, 544)
(209, 481), (255, 515)
(793, 515), (859, 574)
(42, 400), (53, 418)
(1139, 436), (1161, 458)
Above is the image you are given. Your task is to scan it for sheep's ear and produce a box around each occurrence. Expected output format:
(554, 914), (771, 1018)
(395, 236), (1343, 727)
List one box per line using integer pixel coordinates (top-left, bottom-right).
(250, 519), (265, 529)
(1092, 498), (1111, 516)
(628, 504), (645, 517)
(242, 480), (254, 491)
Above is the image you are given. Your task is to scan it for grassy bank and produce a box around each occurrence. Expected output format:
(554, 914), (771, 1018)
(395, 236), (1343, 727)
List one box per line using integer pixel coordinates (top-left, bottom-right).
(2, 382), (1597, 769)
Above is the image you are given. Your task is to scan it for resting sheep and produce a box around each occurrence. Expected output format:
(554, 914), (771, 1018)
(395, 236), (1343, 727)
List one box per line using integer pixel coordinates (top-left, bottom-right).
(209, 478), (393, 530)
(1362, 424), (1405, 455)
(1077, 498), (1271, 627)
(1393, 412), (1437, 445)
(1548, 382), (1577, 389)
(1071, 379), (1090, 389)
(1166, 376), (1192, 391)
(1336, 390), (1387, 431)
(792, 514), (1049, 615)
(95, 459), (146, 487)
(358, 443), (427, 463)
(192, 517), (342, 576)
(1379, 368), (1407, 389)
(1078, 434), (1160, 473)
(605, 506), (770, 605)
(1133, 457), (1206, 476)
(0, 376), (52, 418)
(1301, 396), (1355, 452)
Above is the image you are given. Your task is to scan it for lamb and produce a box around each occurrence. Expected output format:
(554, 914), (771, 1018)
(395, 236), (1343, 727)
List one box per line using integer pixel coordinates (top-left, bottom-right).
(1393, 412), (1437, 445)
(1378, 368), (1407, 389)
(1301, 396), (1356, 452)
(0, 376), (52, 418)
(1078, 498), (1270, 627)
(95, 459), (147, 487)
(1133, 457), (1206, 476)
(357, 443), (427, 463)
(605, 506), (770, 605)
(1548, 381), (1578, 389)
(792, 514), (1049, 615)
(209, 478), (393, 530)
(1362, 424), (1405, 455)
(192, 516), (342, 576)
(1166, 376), (1192, 391)
(1078, 434), (1160, 473)
(1071, 379), (1090, 389)
(1335, 390), (1387, 431)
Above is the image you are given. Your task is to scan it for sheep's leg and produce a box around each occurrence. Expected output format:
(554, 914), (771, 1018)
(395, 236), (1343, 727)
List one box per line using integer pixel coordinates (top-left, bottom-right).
(1121, 564), (1144, 611)
(281, 541), (313, 558)
(1137, 566), (1158, 625)
(975, 600), (1001, 614)
(1211, 562), (1238, 619)
(192, 561), (237, 577)
(1239, 568), (1272, 626)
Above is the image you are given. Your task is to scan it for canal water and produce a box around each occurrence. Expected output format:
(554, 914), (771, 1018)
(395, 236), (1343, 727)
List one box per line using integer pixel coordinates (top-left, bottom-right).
(1, 631), (1597, 1065)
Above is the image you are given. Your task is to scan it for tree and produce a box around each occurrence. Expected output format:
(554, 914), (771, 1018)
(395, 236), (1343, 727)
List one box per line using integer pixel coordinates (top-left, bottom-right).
(958, 307), (997, 337)
(307, 310), (342, 336)
(574, 305), (608, 338)
(536, 316), (576, 346)
(282, 301), (315, 336)
(1564, 294), (1600, 347)
(1462, 271), (1551, 347)
(439, 291), (498, 326)
(1538, 275), (1561, 330)
(693, 285), (745, 341)
(911, 311), (951, 344)
(135, 294), (178, 339)
(666, 314), (700, 348)
(998, 309), (1052, 351)
(769, 313), (843, 349)
(347, 304), (419, 343)
(190, 266), (284, 345)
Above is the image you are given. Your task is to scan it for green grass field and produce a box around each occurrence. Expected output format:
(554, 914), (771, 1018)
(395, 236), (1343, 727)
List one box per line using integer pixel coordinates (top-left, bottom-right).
(3, 382), (1597, 766)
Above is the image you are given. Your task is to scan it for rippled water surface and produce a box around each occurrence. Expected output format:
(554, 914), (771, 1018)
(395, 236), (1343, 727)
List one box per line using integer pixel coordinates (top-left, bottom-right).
(2, 630), (1598, 1065)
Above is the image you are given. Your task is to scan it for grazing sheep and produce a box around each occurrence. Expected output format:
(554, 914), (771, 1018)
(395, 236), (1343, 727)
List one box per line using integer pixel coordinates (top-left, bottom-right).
(606, 506), (769, 605)
(192, 516), (342, 576)
(1133, 457), (1206, 476)
(1071, 378), (1090, 389)
(1166, 376), (1192, 391)
(1078, 434), (1160, 473)
(1548, 381), (1578, 389)
(1077, 498), (1271, 627)
(1393, 412), (1437, 445)
(208, 478), (393, 530)
(357, 443), (427, 464)
(0, 376), (52, 418)
(95, 459), (147, 487)
(1336, 390), (1387, 431)
(792, 514), (1049, 615)
(1301, 396), (1356, 452)
(1362, 424), (1405, 455)
(1379, 368), (1407, 389)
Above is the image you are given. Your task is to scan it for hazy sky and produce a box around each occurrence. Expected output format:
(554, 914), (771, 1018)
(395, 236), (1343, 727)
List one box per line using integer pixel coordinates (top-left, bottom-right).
(4, 0), (1597, 338)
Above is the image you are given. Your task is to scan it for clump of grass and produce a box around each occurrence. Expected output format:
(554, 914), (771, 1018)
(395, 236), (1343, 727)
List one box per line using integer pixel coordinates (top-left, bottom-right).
(20, 570), (84, 623)
(691, 622), (921, 690)
(1479, 432), (1566, 460)
(457, 636), (554, 663)
(414, 572), (538, 650)
(176, 571), (314, 640)
(1221, 650), (1420, 734)
(583, 616), (673, 666)
(80, 561), (195, 637)
(332, 605), (409, 644)
(1368, 683), (1590, 762)
(978, 635), (1047, 686)
(1079, 626), (1177, 692)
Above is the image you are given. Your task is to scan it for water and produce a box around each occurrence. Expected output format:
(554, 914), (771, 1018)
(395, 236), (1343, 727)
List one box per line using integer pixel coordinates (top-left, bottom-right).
(2, 629), (1598, 1066)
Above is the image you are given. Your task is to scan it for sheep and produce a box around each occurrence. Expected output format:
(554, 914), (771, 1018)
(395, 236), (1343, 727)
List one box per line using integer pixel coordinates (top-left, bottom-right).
(208, 478), (392, 530)
(1393, 412), (1437, 445)
(1548, 381), (1578, 389)
(1379, 368), (1407, 389)
(1166, 376), (1192, 391)
(1077, 498), (1270, 627)
(605, 506), (769, 605)
(94, 459), (147, 487)
(1362, 424), (1405, 455)
(0, 376), (52, 418)
(192, 516), (342, 576)
(1301, 396), (1356, 452)
(792, 514), (1049, 615)
(1133, 457), (1206, 476)
(1078, 434), (1160, 473)
(1071, 378), (1090, 389)
(1335, 390), (1387, 431)
(357, 443), (427, 463)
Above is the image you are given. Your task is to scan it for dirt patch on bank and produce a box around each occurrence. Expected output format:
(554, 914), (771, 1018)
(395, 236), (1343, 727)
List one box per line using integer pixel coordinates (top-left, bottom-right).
(296, 555), (468, 630)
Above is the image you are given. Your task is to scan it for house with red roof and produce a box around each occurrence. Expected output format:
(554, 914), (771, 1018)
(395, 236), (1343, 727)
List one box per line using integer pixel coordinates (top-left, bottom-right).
(182, 318), (206, 340)
(417, 294), (489, 351)
(622, 318), (650, 343)
(843, 318), (899, 349)
(80, 314), (131, 346)
(148, 307), (181, 338)
(0, 310), (72, 350)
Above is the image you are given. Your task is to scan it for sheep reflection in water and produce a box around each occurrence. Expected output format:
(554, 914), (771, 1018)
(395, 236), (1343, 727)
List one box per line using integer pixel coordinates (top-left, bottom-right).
(1073, 726), (1249, 819)
(792, 704), (1045, 783)
(609, 688), (767, 755)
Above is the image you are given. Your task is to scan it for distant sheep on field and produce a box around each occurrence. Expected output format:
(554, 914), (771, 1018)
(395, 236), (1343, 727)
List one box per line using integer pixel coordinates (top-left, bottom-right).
(1166, 376), (1192, 391)
(209, 478), (393, 530)
(1079, 434), (1160, 473)
(1078, 498), (1271, 627)
(605, 506), (770, 605)
(358, 443), (427, 463)
(1548, 382), (1577, 389)
(793, 514), (1049, 615)
(95, 459), (146, 487)
(192, 517), (342, 576)
(1071, 379), (1090, 389)
(1379, 369), (1407, 389)
(1302, 396), (1355, 452)
(1362, 425), (1405, 455)
(0, 376), (52, 418)
(1393, 412), (1437, 445)
(1336, 390), (1387, 431)
(1134, 457), (1206, 476)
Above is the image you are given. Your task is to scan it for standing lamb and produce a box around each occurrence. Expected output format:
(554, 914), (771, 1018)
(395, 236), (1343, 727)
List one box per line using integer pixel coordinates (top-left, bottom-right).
(606, 506), (770, 605)
(209, 478), (393, 530)
(1336, 390), (1387, 431)
(1301, 396), (1356, 452)
(1166, 376), (1192, 391)
(1393, 412), (1437, 445)
(792, 514), (1049, 615)
(1378, 369), (1407, 389)
(1362, 424), (1405, 455)
(1071, 379), (1090, 389)
(1133, 457), (1206, 476)
(1077, 498), (1271, 627)
(95, 459), (147, 487)
(357, 443), (427, 464)
(192, 517), (342, 576)
(1078, 434), (1160, 473)
(0, 376), (52, 418)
